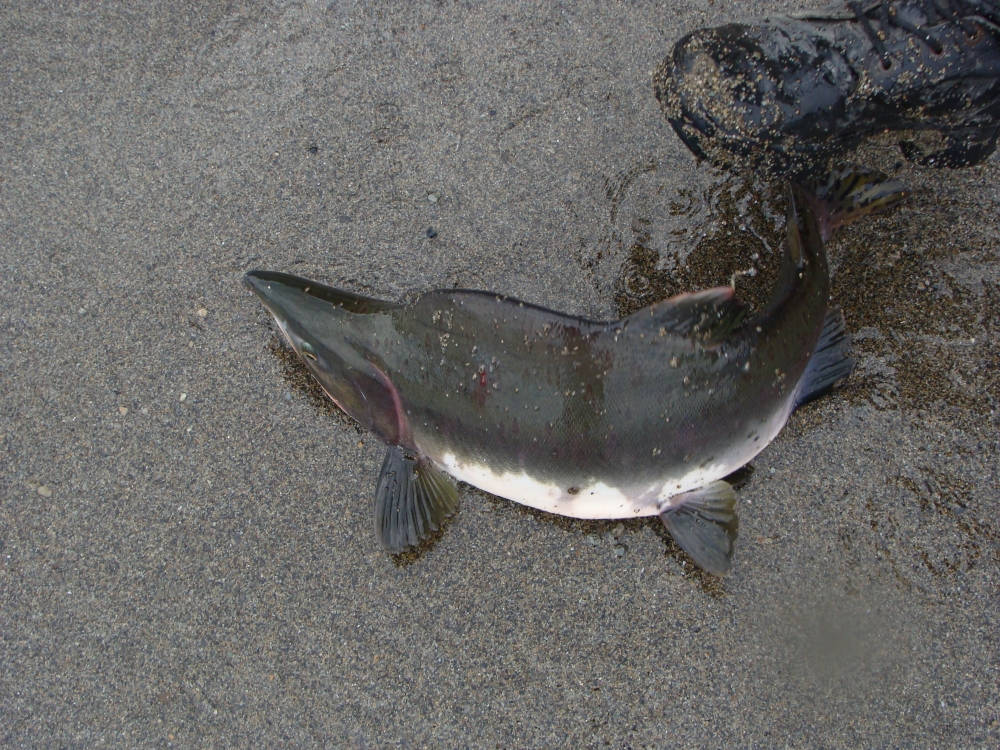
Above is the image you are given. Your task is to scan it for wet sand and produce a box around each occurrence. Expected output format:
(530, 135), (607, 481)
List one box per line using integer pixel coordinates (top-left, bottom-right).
(2, 1), (998, 746)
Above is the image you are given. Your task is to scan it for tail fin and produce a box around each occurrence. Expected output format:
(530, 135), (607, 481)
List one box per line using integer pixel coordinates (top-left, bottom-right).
(809, 167), (910, 240)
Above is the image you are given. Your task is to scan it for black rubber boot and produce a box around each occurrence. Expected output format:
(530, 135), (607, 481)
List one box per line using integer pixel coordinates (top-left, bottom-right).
(654, 1), (1000, 175)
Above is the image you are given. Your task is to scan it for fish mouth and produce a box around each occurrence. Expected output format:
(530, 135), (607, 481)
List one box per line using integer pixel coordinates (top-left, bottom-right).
(243, 270), (309, 325)
(242, 269), (401, 440)
(243, 270), (322, 368)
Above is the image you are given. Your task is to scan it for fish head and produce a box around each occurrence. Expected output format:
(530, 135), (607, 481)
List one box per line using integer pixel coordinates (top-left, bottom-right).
(243, 270), (406, 442)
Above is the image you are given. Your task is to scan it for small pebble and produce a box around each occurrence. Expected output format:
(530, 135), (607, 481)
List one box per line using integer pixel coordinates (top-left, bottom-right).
(586, 533), (601, 546)
(610, 523), (625, 540)
(141, 407), (149, 415)
(119, 406), (128, 416)
(427, 193), (439, 203)
(197, 308), (208, 318)
(179, 393), (187, 402)
(613, 544), (627, 558)
(37, 485), (52, 498)
(426, 227), (438, 238)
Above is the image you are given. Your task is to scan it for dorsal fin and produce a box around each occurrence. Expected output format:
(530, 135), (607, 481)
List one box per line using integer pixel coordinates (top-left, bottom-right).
(624, 286), (748, 344)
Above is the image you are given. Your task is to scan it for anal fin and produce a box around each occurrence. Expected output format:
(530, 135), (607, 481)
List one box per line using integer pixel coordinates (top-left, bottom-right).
(374, 446), (459, 553)
(794, 305), (855, 409)
(660, 480), (738, 576)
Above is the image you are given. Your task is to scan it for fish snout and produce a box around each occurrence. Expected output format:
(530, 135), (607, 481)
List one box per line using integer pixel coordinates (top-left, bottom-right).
(243, 270), (297, 323)
(243, 270), (396, 438)
(243, 271), (322, 369)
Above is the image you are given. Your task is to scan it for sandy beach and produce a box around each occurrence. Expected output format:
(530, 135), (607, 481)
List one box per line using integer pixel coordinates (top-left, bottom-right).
(2, 1), (998, 746)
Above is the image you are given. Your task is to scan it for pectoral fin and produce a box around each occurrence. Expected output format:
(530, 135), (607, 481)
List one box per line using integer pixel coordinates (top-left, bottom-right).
(659, 480), (738, 576)
(374, 446), (459, 553)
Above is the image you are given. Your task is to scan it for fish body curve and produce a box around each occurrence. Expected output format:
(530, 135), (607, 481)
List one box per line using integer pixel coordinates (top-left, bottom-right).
(245, 171), (907, 574)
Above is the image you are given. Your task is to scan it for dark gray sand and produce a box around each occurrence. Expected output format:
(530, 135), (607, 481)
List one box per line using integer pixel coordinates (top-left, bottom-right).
(2, 1), (999, 746)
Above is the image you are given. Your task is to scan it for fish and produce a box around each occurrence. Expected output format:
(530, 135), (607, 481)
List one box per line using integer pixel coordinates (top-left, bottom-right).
(244, 169), (907, 575)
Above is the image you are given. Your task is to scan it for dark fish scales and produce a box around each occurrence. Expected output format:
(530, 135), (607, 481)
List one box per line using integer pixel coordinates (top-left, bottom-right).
(244, 170), (907, 575)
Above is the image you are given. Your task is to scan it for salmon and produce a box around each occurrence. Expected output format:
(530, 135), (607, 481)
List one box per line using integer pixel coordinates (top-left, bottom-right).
(244, 169), (906, 574)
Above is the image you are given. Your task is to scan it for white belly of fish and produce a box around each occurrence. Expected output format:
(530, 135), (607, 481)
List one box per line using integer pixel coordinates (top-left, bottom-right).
(432, 399), (795, 520)
(436, 452), (736, 519)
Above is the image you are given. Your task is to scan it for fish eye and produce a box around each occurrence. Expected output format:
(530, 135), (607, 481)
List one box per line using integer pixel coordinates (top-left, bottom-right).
(300, 341), (318, 361)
